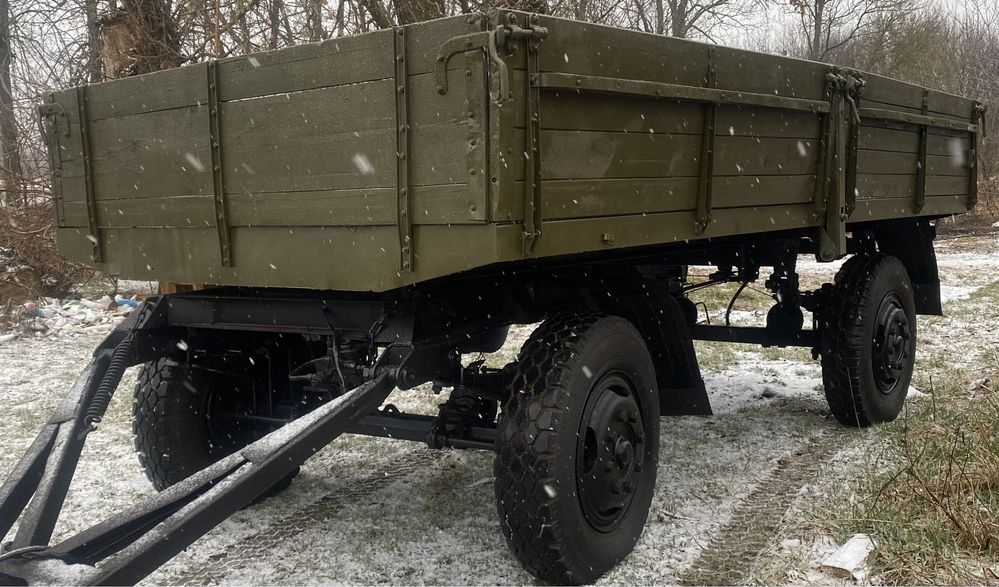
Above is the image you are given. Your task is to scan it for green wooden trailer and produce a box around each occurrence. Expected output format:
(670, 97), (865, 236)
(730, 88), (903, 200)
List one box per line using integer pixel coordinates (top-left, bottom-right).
(3, 10), (981, 586)
(40, 11), (981, 291)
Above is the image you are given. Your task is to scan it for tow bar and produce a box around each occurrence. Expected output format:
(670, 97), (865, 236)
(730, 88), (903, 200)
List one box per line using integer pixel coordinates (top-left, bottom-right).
(0, 299), (401, 585)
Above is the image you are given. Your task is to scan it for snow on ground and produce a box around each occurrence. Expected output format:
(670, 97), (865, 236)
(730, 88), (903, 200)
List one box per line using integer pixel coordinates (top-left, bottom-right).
(0, 233), (996, 585)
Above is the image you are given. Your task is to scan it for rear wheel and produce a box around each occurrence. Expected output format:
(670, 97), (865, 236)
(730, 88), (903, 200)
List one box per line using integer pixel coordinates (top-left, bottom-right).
(494, 314), (659, 584)
(132, 358), (298, 495)
(819, 254), (916, 427)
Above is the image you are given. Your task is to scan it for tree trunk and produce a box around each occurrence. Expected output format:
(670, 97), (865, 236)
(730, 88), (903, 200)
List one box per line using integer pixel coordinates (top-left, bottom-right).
(0, 0), (22, 207)
(811, 0), (825, 59)
(85, 0), (102, 82)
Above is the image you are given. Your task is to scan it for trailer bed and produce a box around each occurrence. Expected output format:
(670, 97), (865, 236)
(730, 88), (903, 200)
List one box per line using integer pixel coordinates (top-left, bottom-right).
(39, 10), (982, 291)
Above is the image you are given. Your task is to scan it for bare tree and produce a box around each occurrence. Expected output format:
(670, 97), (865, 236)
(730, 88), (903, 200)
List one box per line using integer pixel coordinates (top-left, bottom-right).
(0, 0), (21, 206)
(786, 0), (919, 61)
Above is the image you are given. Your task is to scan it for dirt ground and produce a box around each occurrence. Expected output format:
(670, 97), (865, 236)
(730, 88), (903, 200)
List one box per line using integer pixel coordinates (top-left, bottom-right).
(0, 232), (996, 586)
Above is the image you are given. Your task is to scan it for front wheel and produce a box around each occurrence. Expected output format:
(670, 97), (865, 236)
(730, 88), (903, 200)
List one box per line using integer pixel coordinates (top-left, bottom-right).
(132, 358), (298, 496)
(819, 254), (917, 427)
(494, 314), (660, 584)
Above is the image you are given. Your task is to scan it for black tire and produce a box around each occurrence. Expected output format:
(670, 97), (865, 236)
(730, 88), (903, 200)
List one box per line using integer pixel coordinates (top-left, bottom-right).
(132, 358), (297, 496)
(820, 254), (916, 427)
(494, 314), (660, 584)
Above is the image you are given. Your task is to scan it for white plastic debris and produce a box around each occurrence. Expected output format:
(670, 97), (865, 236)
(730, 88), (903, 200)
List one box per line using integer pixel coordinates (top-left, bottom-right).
(906, 385), (928, 400)
(820, 533), (875, 580)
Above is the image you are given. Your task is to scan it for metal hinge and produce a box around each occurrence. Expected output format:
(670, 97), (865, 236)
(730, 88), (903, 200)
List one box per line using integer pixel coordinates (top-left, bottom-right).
(435, 19), (548, 104)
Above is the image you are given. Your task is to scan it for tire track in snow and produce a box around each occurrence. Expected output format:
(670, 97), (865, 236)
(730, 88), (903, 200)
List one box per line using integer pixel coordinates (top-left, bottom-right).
(678, 430), (843, 586)
(160, 448), (443, 586)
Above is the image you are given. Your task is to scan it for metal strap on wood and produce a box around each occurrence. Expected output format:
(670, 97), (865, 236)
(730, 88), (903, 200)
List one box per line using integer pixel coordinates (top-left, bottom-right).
(207, 61), (233, 268)
(843, 75), (864, 217)
(694, 48), (717, 235)
(914, 90), (929, 213)
(857, 107), (979, 133)
(75, 86), (103, 263)
(536, 73), (832, 115)
(394, 27), (413, 272)
(522, 14), (543, 255)
(37, 100), (68, 227)
(969, 101), (984, 210)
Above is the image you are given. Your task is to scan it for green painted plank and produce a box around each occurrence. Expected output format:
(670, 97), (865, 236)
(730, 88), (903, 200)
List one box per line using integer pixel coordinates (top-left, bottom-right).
(61, 104), (212, 202)
(541, 174), (815, 220)
(539, 131), (817, 180)
(858, 125), (970, 155)
(83, 64), (209, 120)
(218, 30), (395, 101)
(855, 173), (968, 199)
(534, 14), (827, 100)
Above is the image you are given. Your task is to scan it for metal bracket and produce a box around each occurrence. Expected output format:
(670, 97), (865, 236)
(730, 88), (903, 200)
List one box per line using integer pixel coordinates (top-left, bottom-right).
(435, 21), (548, 104)
(394, 27), (413, 272)
(207, 61), (233, 268)
(36, 103), (69, 138)
(37, 101), (68, 226)
(75, 86), (103, 264)
(914, 89), (929, 213)
(522, 14), (543, 255)
(969, 101), (984, 210)
(843, 74), (864, 217)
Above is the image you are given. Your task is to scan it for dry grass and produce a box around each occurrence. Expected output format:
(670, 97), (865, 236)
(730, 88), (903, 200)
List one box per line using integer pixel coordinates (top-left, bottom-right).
(841, 283), (999, 585)
(0, 203), (96, 306)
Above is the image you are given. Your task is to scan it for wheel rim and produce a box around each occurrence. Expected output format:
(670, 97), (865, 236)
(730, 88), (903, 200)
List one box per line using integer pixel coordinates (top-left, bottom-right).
(576, 372), (646, 533)
(872, 292), (911, 393)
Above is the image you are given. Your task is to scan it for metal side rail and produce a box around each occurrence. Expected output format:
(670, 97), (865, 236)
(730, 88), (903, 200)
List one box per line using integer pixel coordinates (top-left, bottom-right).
(0, 299), (399, 586)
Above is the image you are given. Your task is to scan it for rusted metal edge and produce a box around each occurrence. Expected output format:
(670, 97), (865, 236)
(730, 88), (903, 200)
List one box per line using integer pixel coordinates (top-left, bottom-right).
(394, 27), (413, 272)
(207, 61), (233, 268)
(538, 73), (832, 114)
(75, 86), (103, 263)
(858, 107), (979, 133)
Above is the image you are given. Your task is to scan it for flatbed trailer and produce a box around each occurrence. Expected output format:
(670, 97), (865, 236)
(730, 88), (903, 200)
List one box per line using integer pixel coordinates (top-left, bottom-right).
(1, 9), (982, 585)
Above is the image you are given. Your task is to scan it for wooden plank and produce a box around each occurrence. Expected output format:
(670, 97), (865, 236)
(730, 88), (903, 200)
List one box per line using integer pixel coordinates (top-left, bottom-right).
(539, 131), (817, 180)
(855, 173), (969, 199)
(500, 202), (819, 260)
(540, 174), (815, 220)
(58, 223), (499, 292)
(856, 125), (973, 155)
(714, 135), (819, 176)
(857, 150), (918, 175)
(61, 104), (212, 202)
(861, 72), (973, 119)
(540, 131), (700, 179)
(927, 153), (971, 177)
(540, 93), (704, 134)
(715, 108), (821, 139)
(535, 15), (828, 101)
(84, 64), (209, 120)
(538, 73), (831, 114)
(218, 31), (395, 101)
(852, 194), (971, 221)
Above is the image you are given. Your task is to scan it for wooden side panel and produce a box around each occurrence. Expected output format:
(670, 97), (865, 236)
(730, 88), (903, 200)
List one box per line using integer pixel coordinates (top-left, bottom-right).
(534, 88), (823, 222)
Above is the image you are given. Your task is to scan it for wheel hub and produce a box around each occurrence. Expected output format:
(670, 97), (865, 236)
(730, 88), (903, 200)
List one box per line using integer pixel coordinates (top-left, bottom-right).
(872, 293), (910, 393)
(576, 373), (646, 533)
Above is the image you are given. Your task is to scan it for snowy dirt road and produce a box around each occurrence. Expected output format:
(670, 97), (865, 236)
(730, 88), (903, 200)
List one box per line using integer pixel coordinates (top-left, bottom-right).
(1, 233), (996, 586)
